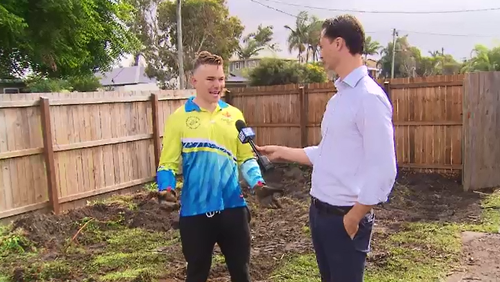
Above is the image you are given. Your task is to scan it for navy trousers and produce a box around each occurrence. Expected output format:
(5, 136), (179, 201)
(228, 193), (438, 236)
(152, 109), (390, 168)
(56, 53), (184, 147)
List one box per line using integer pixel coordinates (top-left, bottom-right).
(309, 201), (375, 282)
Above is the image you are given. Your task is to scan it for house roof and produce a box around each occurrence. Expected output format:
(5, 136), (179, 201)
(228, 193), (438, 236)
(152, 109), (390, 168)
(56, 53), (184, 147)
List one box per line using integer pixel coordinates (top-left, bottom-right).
(97, 66), (157, 86)
(227, 73), (248, 82)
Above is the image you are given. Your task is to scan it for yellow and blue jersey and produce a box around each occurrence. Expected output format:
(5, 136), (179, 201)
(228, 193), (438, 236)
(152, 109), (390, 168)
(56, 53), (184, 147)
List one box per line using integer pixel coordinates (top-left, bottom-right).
(157, 97), (264, 217)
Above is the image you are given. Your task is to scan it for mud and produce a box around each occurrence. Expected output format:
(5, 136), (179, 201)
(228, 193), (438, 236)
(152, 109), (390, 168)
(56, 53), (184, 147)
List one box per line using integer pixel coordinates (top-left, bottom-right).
(5, 165), (497, 281)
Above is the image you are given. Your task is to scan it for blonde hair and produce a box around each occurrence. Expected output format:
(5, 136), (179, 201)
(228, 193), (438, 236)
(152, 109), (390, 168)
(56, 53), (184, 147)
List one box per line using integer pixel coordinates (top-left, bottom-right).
(193, 51), (223, 70)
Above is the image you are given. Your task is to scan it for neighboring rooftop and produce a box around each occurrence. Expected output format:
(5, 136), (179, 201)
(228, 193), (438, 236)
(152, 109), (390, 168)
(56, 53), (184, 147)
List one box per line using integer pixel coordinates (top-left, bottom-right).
(97, 66), (157, 87)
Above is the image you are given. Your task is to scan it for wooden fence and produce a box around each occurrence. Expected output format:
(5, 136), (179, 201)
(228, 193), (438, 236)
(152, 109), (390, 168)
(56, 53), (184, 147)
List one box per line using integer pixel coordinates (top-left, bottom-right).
(227, 74), (464, 172)
(1, 72), (499, 219)
(0, 90), (195, 220)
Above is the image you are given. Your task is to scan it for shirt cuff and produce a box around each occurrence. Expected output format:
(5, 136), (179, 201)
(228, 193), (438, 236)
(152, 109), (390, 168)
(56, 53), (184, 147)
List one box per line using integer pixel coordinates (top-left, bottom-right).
(240, 158), (265, 188)
(304, 146), (319, 165)
(156, 169), (177, 191)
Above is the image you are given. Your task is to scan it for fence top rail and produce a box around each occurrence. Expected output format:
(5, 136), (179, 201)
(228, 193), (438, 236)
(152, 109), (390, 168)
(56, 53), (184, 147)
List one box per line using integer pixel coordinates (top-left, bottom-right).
(0, 95), (190, 108)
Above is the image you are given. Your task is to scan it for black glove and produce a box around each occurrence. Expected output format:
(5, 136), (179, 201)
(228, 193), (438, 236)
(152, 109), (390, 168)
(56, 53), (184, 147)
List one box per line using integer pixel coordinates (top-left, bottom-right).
(252, 183), (284, 209)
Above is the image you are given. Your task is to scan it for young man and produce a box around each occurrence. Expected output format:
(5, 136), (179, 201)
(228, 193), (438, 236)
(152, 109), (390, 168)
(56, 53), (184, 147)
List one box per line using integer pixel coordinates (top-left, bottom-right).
(256, 15), (397, 282)
(156, 51), (282, 282)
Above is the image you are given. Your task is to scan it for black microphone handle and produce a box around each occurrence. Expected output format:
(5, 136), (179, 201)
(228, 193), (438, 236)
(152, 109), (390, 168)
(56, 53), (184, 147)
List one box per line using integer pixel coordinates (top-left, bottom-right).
(247, 139), (273, 172)
(248, 140), (262, 157)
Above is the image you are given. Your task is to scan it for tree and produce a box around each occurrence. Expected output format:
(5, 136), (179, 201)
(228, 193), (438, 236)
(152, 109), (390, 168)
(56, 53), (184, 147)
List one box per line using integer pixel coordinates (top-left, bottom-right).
(461, 44), (500, 72)
(237, 25), (279, 61)
(363, 36), (382, 61)
(248, 58), (327, 86)
(149, 0), (244, 88)
(284, 11), (322, 63)
(0, 0), (140, 78)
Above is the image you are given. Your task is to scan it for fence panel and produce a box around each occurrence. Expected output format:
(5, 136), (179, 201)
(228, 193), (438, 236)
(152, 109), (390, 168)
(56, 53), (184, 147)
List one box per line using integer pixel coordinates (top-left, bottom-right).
(231, 84), (302, 148)
(229, 75), (465, 173)
(388, 75), (464, 171)
(0, 90), (192, 219)
(463, 71), (500, 191)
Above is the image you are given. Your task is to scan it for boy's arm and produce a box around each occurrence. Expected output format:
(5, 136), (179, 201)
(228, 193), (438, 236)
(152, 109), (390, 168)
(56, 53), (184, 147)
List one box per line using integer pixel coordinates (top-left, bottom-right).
(235, 112), (265, 189)
(156, 114), (182, 191)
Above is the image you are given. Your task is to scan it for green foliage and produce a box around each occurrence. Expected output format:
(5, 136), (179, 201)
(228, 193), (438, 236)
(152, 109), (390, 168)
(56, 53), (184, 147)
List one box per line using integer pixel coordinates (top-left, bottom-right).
(461, 44), (500, 72)
(237, 24), (279, 60)
(133, 0), (244, 88)
(248, 58), (327, 86)
(0, 0), (140, 78)
(24, 74), (101, 93)
(284, 11), (322, 63)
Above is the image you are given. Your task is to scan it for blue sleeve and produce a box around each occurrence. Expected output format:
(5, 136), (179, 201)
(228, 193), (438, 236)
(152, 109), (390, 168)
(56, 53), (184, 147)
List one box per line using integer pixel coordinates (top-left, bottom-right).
(156, 169), (177, 191)
(240, 158), (265, 188)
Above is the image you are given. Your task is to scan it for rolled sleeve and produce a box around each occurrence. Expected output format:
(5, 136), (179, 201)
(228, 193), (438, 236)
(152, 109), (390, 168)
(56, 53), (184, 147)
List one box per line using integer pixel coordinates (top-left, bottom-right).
(355, 93), (397, 205)
(304, 145), (320, 165)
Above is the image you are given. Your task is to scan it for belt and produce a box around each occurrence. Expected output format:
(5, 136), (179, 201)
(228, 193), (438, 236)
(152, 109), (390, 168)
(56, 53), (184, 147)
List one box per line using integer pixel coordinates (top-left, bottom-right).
(311, 197), (353, 216)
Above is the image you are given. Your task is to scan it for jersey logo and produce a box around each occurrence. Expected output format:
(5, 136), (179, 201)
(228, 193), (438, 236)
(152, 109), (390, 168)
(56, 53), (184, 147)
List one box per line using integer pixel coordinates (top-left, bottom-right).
(186, 116), (201, 129)
(221, 111), (232, 125)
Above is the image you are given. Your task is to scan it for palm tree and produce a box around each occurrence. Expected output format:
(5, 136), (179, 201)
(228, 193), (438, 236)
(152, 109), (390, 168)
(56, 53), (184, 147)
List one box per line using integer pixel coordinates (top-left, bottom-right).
(284, 11), (310, 62)
(461, 44), (500, 72)
(363, 36), (382, 62)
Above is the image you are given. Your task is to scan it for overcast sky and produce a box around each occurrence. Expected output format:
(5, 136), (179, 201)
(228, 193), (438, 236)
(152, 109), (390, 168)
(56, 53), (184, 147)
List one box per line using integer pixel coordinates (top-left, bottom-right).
(121, 0), (500, 66)
(226, 0), (500, 61)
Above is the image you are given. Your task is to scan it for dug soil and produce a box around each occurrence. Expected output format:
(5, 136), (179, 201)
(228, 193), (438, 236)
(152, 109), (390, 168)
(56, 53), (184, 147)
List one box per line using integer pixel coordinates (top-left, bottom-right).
(3, 165), (498, 281)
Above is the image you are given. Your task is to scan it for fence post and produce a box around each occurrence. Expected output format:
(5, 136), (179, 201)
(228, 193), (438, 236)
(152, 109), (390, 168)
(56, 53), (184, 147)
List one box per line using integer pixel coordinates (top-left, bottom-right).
(299, 85), (308, 147)
(383, 81), (392, 105)
(39, 97), (60, 215)
(224, 88), (232, 105)
(151, 93), (161, 169)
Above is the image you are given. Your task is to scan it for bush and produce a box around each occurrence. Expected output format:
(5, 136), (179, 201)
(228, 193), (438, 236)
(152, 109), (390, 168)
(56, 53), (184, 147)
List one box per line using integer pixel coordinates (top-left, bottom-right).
(248, 58), (327, 86)
(24, 74), (101, 93)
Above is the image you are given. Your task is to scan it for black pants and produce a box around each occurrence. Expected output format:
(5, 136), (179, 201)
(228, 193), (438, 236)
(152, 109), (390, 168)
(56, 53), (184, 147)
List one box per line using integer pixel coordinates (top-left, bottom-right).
(309, 199), (374, 282)
(179, 206), (251, 282)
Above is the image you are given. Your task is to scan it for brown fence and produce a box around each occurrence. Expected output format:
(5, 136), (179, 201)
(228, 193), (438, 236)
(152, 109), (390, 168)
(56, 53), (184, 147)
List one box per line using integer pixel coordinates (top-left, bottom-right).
(1, 73), (499, 219)
(227, 75), (465, 172)
(462, 72), (500, 191)
(0, 90), (194, 220)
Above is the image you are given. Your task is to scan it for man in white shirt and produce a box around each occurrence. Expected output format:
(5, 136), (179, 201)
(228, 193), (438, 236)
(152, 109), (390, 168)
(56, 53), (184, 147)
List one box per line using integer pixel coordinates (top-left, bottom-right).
(256, 15), (397, 282)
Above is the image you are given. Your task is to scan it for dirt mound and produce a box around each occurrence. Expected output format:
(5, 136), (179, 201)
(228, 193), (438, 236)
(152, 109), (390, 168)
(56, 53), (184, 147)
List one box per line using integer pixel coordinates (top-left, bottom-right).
(376, 169), (486, 224)
(11, 192), (180, 250)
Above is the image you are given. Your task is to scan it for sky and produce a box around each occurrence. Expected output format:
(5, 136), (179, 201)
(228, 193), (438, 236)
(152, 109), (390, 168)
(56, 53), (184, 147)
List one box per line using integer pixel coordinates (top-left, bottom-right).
(226, 0), (500, 61)
(121, 0), (500, 66)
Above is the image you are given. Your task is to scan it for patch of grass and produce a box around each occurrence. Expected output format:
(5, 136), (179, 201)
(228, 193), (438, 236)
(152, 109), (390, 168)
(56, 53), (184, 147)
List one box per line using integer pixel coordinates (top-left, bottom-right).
(100, 267), (156, 281)
(0, 218), (180, 282)
(88, 194), (138, 210)
(269, 254), (320, 282)
(366, 222), (462, 282)
(271, 189), (500, 282)
(0, 227), (36, 257)
(271, 222), (462, 282)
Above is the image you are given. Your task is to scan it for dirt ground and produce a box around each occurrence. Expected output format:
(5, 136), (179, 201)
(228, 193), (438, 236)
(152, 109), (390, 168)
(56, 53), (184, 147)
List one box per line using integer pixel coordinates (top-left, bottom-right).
(2, 164), (500, 281)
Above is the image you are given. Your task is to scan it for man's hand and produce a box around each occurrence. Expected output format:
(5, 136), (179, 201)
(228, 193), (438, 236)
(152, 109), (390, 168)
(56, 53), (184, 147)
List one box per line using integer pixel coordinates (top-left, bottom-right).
(255, 145), (286, 162)
(157, 189), (178, 208)
(343, 214), (359, 239)
(253, 182), (284, 209)
(343, 203), (374, 239)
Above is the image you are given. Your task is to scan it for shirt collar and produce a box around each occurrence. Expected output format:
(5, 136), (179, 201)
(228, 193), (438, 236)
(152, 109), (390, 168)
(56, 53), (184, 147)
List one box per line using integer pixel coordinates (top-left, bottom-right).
(185, 96), (229, 112)
(334, 65), (368, 90)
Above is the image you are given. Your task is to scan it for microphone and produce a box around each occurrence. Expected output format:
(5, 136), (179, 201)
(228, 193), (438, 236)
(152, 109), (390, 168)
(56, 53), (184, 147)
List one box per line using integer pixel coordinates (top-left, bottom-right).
(235, 120), (274, 172)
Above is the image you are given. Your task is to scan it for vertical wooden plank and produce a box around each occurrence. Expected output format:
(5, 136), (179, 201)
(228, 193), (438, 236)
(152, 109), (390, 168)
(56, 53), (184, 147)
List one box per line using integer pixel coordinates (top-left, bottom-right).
(299, 85), (308, 147)
(39, 97), (60, 214)
(151, 93), (161, 169)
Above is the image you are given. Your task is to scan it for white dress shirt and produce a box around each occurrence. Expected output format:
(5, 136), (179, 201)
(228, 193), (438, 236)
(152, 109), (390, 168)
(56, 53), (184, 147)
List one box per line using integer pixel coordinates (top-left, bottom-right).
(304, 65), (397, 206)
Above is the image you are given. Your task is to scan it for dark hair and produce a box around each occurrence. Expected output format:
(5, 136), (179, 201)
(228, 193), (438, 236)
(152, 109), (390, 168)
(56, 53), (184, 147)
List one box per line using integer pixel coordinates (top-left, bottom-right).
(193, 51), (223, 70)
(322, 14), (365, 55)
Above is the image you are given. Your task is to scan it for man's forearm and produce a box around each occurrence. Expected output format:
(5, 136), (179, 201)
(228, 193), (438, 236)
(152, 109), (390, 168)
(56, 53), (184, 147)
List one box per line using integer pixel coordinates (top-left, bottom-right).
(281, 147), (313, 166)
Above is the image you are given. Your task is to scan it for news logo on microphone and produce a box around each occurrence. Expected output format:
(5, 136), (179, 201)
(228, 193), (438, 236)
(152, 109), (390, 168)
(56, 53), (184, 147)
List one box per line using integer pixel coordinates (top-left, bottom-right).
(238, 127), (255, 144)
(235, 119), (274, 172)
